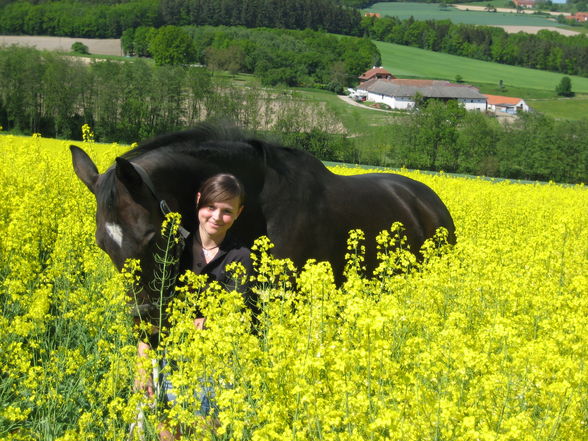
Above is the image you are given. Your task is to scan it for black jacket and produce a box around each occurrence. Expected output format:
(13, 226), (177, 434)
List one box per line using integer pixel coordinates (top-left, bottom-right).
(184, 233), (256, 311)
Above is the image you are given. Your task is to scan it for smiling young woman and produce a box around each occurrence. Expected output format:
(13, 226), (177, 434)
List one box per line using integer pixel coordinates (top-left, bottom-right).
(189, 174), (250, 277)
(136, 173), (255, 440)
(195, 174), (245, 263)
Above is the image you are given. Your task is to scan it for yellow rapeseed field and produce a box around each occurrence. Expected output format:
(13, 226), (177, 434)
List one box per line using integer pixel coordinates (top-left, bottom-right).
(0, 133), (586, 441)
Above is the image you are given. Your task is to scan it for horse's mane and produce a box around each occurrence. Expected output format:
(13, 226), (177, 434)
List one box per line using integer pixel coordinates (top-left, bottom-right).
(97, 123), (265, 218)
(96, 122), (327, 215)
(120, 122), (252, 161)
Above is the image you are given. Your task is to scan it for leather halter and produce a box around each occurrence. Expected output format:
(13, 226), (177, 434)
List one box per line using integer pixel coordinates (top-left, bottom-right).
(130, 162), (191, 240)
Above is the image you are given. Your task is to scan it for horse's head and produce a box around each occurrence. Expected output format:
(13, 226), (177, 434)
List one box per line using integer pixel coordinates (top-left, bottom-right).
(70, 145), (193, 319)
(71, 146), (163, 268)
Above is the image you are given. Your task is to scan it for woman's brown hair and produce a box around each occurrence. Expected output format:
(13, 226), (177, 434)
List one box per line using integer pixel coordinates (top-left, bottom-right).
(197, 173), (245, 209)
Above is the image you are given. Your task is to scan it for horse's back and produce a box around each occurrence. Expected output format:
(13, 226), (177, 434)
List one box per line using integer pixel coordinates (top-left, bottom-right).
(342, 172), (455, 241)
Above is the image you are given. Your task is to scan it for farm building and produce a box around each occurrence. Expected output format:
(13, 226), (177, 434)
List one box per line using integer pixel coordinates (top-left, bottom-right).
(570, 12), (588, 22)
(513, 0), (536, 8)
(358, 67), (395, 83)
(355, 79), (487, 111)
(484, 94), (530, 114)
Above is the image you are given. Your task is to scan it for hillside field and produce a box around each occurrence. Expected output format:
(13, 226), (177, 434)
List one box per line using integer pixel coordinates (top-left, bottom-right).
(1, 133), (587, 440)
(376, 41), (588, 93)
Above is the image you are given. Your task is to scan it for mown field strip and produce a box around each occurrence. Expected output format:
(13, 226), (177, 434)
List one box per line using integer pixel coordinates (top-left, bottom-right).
(376, 40), (588, 93)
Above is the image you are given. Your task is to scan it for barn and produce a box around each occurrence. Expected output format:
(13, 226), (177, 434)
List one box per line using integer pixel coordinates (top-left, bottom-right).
(356, 79), (487, 111)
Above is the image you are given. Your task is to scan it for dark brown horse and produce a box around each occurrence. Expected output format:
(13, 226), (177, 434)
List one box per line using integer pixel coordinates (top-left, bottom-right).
(71, 123), (455, 309)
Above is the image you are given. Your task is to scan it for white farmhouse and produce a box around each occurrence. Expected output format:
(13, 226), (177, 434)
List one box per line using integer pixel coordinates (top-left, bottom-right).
(484, 94), (530, 114)
(356, 78), (487, 111)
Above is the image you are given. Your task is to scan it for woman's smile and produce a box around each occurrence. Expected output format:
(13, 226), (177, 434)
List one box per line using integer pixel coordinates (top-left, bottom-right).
(197, 196), (243, 243)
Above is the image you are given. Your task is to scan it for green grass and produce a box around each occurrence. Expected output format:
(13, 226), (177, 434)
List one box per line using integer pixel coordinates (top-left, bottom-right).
(375, 41), (588, 95)
(364, 2), (564, 27)
(293, 88), (399, 131)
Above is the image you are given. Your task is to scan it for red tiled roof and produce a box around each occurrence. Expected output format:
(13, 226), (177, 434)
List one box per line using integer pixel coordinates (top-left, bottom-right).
(484, 94), (523, 106)
(364, 12), (381, 18)
(358, 67), (392, 80)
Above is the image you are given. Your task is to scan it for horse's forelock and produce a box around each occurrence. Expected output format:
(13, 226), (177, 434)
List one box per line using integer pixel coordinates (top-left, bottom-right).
(96, 168), (119, 221)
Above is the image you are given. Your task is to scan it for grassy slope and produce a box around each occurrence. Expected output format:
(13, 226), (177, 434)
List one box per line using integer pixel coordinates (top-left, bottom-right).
(364, 2), (563, 27)
(375, 41), (588, 93)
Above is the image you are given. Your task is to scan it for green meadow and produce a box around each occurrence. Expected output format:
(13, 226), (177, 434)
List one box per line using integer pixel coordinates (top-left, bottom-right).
(527, 96), (588, 119)
(364, 2), (564, 27)
(375, 41), (588, 94)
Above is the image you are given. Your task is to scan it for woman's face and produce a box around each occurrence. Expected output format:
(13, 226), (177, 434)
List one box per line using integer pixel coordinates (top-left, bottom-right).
(197, 195), (243, 240)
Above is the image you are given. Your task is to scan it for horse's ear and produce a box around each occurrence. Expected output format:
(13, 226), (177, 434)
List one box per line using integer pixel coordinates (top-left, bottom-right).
(70, 145), (98, 194)
(115, 157), (143, 193)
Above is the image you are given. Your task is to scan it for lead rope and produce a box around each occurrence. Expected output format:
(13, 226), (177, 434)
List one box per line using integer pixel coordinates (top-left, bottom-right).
(128, 235), (186, 441)
(127, 357), (160, 441)
(128, 162), (189, 441)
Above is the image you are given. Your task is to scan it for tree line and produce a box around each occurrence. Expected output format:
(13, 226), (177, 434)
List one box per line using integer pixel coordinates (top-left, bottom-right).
(122, 25), (381, 90)
(0, 0), (362, 38)
(361, 16), (588, 77)
(158, 0), (361, 36)
(0, 46), (350, 148)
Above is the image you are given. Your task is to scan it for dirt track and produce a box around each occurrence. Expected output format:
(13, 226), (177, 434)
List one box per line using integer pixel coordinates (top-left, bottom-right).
(492, 25), (580, 35)
(451, 4), (570, 16)
(0, 36), (122, 56)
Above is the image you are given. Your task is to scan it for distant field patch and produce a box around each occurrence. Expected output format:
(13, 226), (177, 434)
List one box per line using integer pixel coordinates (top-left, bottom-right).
(364, 2), (564, 27)
(375, 41), (588, 94)
(498, 25), (580, 36)
(0, 35), (121, 56)
(527, 96), (588, 119)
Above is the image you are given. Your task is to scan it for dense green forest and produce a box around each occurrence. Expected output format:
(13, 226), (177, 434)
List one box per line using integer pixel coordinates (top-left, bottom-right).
(0, 0), (362, 37)
(0, 46), (585, 183)
(157, 0), (361, 35)
(122, 26), (380, 89)
(0, 0), (161, 37)
(361, 15), (588, 77)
